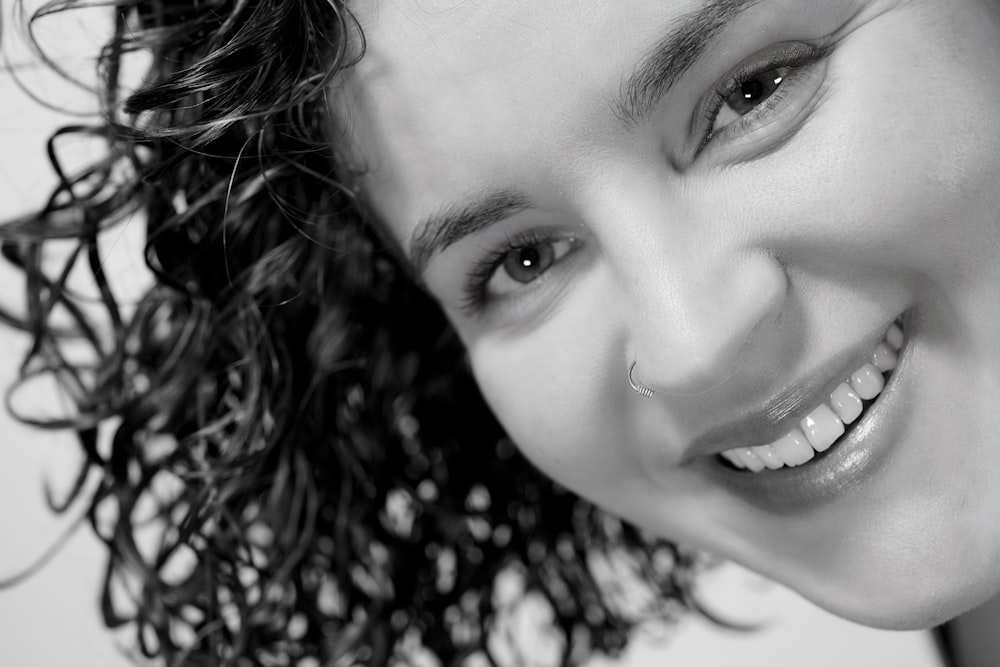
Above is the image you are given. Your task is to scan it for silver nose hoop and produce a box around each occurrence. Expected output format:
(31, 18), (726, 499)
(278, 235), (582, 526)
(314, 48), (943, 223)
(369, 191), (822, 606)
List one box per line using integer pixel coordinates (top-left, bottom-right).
(628, 361), (656, 398)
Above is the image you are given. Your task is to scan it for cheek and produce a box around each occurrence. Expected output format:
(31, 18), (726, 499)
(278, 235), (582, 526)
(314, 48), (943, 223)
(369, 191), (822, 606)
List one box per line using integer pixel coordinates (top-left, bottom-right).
(463, 294), (639, 503)
(730, 15), (1000, 279)
(839, 19), (1000, 308)
(863, 11), (1000, 241)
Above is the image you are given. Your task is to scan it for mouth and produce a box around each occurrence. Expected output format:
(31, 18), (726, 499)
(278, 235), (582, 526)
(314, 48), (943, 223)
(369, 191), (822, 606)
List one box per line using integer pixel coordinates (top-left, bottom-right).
(716, 318), (905, 473)
(679, 310), (913, 513)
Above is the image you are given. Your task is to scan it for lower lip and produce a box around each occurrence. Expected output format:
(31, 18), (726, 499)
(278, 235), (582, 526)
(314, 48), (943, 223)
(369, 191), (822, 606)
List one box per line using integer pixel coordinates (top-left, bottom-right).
(699, 317), (912, 513)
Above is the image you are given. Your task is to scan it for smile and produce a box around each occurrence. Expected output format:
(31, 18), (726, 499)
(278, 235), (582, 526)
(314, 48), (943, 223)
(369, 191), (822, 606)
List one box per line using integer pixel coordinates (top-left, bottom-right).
(718, 320), (905, 473)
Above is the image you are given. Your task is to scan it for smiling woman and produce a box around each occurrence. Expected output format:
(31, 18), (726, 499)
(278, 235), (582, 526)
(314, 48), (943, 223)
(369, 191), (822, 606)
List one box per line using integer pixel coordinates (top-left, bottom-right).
(4, 0), (1000, 665)
(352, 0), (1000, 624)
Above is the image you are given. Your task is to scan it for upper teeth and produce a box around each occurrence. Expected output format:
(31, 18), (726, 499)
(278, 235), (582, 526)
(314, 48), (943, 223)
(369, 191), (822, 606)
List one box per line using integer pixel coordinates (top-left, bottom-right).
(721, 322), (903, 473)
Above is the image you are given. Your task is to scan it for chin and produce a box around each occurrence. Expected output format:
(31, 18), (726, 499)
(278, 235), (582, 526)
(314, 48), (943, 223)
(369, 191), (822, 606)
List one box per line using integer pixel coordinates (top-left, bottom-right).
(775, 538), (1000, 631)
(815, 580), (998, 631)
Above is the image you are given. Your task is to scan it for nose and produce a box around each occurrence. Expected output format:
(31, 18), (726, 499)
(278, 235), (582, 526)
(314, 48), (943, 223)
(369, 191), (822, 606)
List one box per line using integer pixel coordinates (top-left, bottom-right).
(621, 245), (787, 396)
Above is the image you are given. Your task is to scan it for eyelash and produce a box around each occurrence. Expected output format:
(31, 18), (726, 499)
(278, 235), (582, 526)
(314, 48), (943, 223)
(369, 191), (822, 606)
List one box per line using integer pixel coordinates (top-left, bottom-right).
(460, 228), (578, 315)
(694, 41), (832, 154)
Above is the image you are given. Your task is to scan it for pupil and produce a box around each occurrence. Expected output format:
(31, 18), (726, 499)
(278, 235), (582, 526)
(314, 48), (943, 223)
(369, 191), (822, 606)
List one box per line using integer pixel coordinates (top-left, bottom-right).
(502, 242), (556, 285)
(725, 68), (785, 115)
(519, 247), (540, 267)
(741, 78), (765, 101)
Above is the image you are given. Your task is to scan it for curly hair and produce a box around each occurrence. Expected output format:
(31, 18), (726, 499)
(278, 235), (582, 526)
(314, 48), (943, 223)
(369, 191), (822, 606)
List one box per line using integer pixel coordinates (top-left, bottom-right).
(1, 1), (705, 664)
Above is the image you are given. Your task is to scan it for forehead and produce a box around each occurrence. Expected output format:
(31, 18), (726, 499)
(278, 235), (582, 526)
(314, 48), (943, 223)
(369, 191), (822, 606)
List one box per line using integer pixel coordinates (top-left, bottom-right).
(340, 0), (701, 230)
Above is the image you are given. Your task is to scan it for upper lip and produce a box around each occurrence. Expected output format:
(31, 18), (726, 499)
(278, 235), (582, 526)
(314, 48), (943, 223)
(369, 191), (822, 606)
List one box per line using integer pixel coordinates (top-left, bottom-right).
(680, 320), (896, 463)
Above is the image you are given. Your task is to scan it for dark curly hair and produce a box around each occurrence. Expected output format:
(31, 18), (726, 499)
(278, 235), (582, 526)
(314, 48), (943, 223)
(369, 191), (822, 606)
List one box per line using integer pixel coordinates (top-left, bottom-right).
(1, 1), (706, 664)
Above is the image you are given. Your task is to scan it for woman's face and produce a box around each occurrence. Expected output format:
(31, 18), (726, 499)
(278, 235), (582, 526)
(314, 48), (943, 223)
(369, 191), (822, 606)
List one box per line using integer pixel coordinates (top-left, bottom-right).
(341, 0), (1000, 628)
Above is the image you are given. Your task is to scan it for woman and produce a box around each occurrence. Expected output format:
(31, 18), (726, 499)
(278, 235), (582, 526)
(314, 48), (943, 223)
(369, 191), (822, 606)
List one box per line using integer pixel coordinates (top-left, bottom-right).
(4, 0), (1000, 664)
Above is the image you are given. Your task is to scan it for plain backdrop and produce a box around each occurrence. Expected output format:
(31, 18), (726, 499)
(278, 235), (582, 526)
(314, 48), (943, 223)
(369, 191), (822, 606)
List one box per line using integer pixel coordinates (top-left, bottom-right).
(0, 3), (944, 665)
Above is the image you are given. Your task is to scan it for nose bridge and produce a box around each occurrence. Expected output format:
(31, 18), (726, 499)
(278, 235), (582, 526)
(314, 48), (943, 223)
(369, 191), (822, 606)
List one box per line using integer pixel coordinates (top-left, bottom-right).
(613, 220), (787, 395)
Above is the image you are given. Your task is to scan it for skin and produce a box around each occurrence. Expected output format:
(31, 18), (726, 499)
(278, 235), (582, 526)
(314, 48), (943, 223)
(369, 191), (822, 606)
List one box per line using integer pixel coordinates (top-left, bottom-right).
(339, 0), (1000, 630)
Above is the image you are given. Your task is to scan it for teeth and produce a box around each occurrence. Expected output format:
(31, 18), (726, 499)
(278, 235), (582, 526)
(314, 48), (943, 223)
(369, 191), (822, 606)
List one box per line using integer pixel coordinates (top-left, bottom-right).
(885, 324), (904, 351)
(735, 448), (766, 472)
(871, 342), (897, 373)
(850, 363), (885, 400)
(829, 382), (863, 424)
(721, 450), (747, 469)
(799, 404), (844, 452)
(753, 444), (786, 470)
(771, 428), (815, 466)
(720, 321), (903, 472)
(721, 448), (764, 472)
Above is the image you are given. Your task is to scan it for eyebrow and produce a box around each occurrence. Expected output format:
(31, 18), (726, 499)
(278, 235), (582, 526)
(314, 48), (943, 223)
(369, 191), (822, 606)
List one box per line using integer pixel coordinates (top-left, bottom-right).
(409, 190), (530, 275)
(614, 0), (763, 124)
(408, 0), (761, 273)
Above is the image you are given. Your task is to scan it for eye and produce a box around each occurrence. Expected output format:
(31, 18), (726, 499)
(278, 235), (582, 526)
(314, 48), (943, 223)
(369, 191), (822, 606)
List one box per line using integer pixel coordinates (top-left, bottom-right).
(500, 243), (558, 284)
(488, 237), (578, 295)
(711, 66), (790, 135)
(461, 233), (581, 314)
(693, 42), (831, 155)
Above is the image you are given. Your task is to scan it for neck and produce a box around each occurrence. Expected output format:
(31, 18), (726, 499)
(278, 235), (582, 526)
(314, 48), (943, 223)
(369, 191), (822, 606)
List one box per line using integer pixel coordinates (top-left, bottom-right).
(942, 592), (1000, 667)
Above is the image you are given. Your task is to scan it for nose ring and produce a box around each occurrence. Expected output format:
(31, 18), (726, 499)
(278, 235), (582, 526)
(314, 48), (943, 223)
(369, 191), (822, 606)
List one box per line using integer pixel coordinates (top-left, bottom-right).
(628, 361), (655, 398)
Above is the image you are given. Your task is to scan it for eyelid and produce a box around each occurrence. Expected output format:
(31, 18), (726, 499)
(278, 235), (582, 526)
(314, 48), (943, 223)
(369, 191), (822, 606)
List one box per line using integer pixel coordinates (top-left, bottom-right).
(715, 42), (825, 100)
(688, 40), (833, 158)
(459, 228), (584, 318)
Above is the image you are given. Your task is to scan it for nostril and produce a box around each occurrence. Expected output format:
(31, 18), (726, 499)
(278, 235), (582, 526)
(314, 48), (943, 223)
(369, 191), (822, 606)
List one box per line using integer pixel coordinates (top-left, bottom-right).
(626, 251), (787, 396)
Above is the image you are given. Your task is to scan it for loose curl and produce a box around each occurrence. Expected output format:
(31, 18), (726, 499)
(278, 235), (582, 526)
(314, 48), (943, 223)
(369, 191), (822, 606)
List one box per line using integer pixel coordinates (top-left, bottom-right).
(1, 1), (705, 664)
